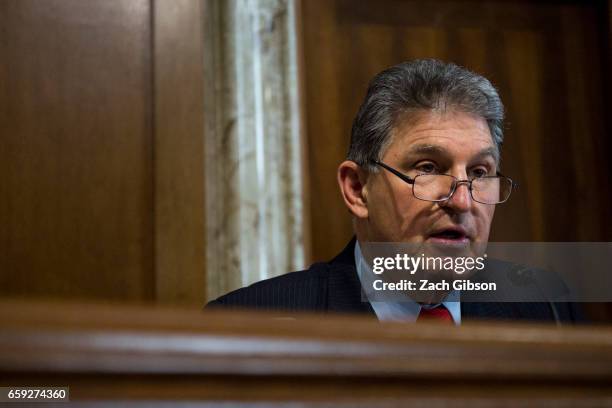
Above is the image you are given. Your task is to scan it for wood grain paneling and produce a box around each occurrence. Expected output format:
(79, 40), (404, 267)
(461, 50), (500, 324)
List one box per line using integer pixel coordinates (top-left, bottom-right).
(0, 0), (207, 305)
(153, 0), (206, 304)
(0, 0), (154, 301)
(301, 0), (612, 262)
(1, 300), (612, 405)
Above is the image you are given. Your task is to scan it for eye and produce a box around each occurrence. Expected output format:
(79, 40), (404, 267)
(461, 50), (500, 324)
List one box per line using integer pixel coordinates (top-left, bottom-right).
(415, 162), (438, 174)
(470, 167), (489, 178)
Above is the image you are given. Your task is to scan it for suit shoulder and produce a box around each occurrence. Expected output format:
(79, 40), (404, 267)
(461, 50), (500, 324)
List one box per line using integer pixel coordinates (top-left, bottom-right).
(206, 263), (330, 312)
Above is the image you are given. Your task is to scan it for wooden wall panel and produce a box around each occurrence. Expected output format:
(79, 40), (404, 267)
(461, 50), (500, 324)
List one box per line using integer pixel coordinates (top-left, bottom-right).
(0, 0), (207, 305)
(153, 0), (206, 305)
(0, 0), (154, 301)
(301, 0), (612, 262)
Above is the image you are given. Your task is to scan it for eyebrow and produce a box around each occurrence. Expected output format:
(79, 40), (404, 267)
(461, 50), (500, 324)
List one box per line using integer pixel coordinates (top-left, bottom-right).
(406, 144), (499, 163)
(471, 146), (499, 164)
(472, 146), (499, 164)
(407, 144), (446, 155)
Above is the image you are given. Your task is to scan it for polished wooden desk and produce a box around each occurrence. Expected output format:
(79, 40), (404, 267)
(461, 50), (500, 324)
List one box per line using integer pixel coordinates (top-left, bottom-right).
(0, 300), (611, 407)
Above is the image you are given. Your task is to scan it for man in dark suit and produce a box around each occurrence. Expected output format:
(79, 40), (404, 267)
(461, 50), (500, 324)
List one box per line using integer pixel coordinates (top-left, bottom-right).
(208, 59), (580, 324)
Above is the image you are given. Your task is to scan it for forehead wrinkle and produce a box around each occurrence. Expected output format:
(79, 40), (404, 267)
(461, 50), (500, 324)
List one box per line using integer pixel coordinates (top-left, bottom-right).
(387, 111), (499, 163)
(402, 143), (499, 165)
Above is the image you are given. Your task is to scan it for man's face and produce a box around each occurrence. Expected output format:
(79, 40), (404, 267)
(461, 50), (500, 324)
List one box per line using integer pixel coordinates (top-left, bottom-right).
(361, 109), (497, 251)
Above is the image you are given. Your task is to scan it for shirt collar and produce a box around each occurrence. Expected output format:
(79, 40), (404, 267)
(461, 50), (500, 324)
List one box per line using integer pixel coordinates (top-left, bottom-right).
(354, 240), (461, 325)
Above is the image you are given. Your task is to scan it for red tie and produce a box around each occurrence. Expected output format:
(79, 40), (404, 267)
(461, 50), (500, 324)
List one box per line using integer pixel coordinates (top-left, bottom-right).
(418, 305), (453, 323)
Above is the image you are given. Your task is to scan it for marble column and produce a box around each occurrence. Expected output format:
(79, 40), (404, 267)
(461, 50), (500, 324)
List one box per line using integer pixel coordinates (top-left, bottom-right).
(203, 0), (306, 300)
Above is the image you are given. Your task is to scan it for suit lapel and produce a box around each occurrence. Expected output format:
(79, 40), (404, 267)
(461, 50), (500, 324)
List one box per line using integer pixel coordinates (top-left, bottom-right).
(462, 302), (519, 321)
(325, 238), (376, 316)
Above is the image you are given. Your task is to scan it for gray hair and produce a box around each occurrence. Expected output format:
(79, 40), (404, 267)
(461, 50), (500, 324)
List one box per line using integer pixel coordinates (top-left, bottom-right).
(347, 59), (505, 171)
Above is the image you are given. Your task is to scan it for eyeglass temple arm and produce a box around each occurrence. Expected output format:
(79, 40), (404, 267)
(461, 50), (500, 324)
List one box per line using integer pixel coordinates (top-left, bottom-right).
(496, 171), (519, 189)
(372, 160), (415, 185)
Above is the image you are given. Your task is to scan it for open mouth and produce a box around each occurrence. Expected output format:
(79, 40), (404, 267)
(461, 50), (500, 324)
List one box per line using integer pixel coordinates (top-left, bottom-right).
(428, 229), (469, 243)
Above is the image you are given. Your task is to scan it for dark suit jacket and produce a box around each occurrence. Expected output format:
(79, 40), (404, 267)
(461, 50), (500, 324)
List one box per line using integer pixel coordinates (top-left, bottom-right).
(207, 238), (582, 323)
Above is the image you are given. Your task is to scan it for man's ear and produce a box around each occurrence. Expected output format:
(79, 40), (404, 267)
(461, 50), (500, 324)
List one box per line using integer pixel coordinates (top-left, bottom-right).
(337, 160), (369, 219)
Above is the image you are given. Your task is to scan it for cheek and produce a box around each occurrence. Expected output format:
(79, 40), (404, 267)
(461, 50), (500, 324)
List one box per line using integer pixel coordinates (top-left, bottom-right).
(369, 178), (405, 213)
(367, 182), (415, 236)
(398, 197), (437, 239)
(475, 206), (495, 235)
(485, 206), (496, 224)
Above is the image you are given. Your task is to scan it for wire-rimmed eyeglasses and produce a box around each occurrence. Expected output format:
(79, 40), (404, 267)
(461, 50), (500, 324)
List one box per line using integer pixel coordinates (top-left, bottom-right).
(372, 160), (517, 205)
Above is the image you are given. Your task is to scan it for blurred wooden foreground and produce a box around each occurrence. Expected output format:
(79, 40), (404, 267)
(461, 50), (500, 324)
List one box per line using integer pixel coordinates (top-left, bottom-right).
(1, 300), (612, 407)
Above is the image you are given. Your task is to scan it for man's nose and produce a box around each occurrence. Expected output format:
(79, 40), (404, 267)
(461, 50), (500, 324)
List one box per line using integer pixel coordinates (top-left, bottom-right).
(440, 180), (472, 213)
